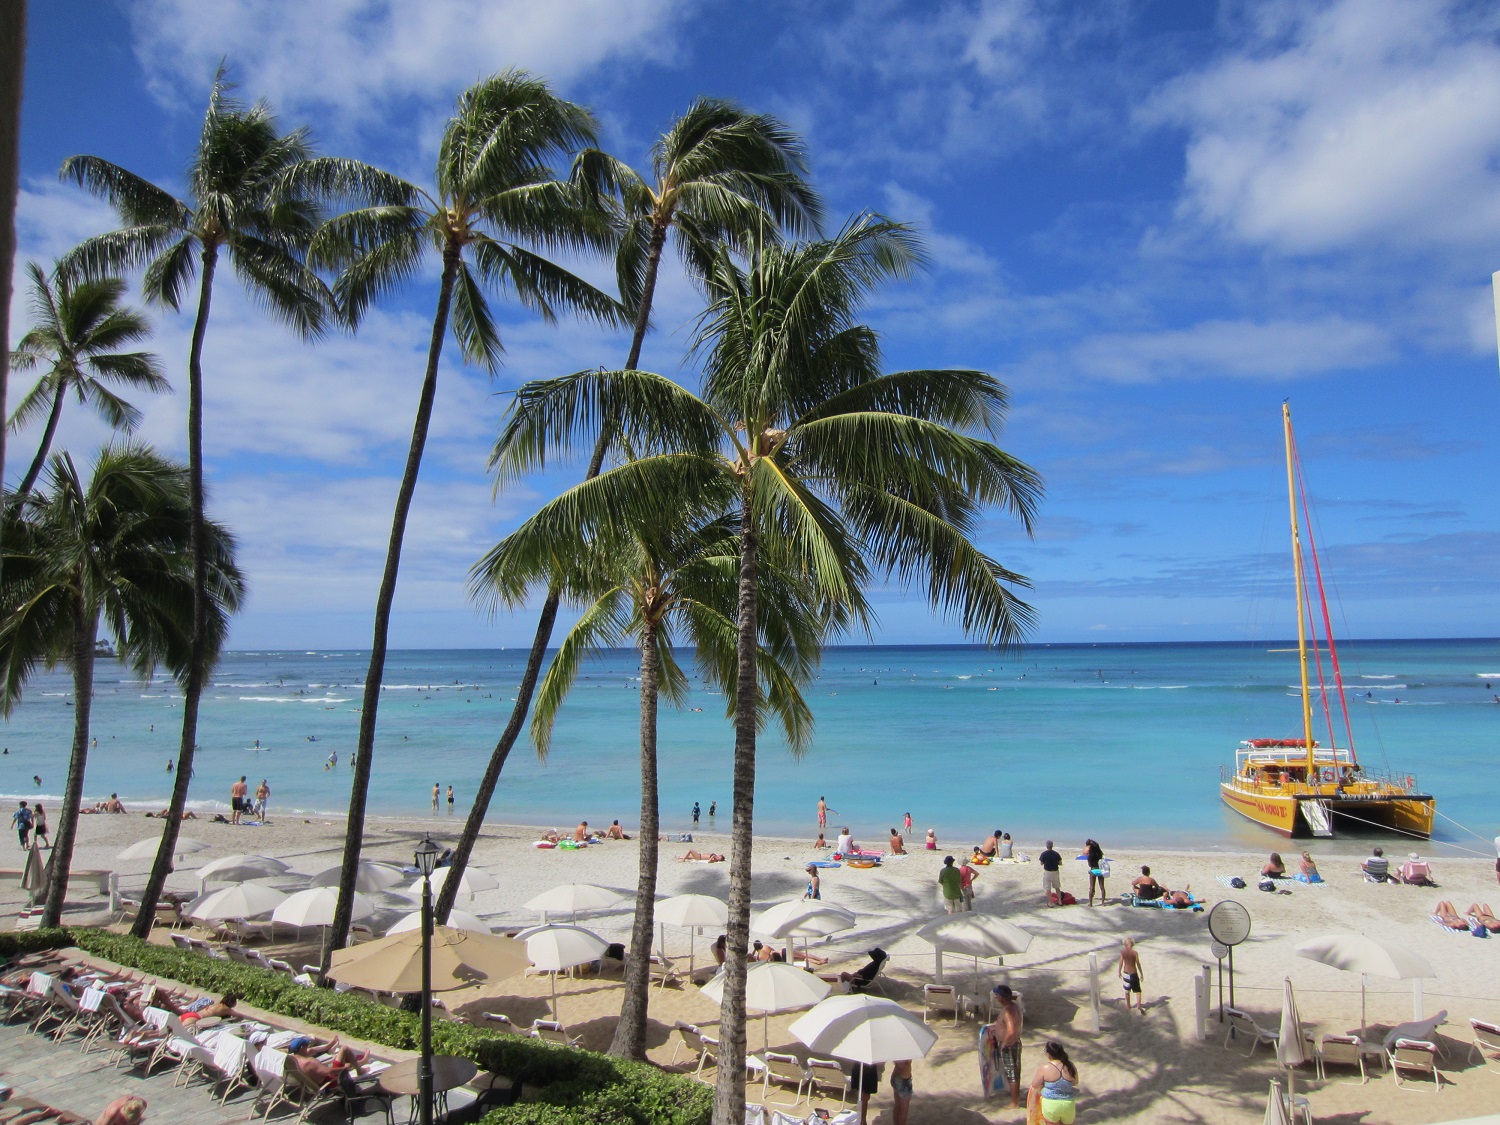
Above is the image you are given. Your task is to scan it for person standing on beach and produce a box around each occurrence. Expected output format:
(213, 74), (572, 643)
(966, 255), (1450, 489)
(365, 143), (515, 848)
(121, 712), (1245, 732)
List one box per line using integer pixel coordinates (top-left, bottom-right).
(903, 811), (912, 835)
(852, 1061), (881, 1125)
(446, 785), (454, 813)
(939, 855), (964, 913)
(1085, 838), (1107, 905)
(890, 1058), (912, 1125)
(32, 804), (49, 848)
(1119, 937), (1145, 1013)
(229, 776), (247, 825)
(12, 801), (32, 850)
(1039, 840), (1063, 905)
(959, 860), (977, 910)
(982, 984), (1023, 1105)
(254, 780), (269, 822)
(804, 864), (821, 900)
(432, 783), (440, 812)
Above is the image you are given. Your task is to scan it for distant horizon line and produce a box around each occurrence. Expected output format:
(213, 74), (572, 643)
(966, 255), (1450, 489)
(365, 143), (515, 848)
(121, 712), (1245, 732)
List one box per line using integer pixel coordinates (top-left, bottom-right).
(212, 636), (1500, 655)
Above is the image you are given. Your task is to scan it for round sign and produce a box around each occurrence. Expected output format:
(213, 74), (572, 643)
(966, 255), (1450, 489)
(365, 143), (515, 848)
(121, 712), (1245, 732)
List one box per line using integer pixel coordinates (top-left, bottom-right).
(1210, 940), (1230, 960)
(1208, 900), (1252, 946)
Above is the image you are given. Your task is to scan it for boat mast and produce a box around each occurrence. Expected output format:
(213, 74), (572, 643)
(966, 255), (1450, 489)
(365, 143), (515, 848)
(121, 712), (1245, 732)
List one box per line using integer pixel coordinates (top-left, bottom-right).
(1283, 402), (1317, 779)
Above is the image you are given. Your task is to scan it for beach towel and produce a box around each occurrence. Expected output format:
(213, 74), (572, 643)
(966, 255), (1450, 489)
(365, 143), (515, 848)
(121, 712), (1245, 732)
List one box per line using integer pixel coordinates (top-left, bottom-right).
(1124, 893), (1204, 912)
(808, 860), (842, 869)
(1428, 915), (1470, 935)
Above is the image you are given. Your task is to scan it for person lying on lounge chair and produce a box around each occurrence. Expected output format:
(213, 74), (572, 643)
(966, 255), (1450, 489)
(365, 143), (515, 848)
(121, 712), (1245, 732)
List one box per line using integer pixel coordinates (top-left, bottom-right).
(290, 1042), (371, 1089)
(1468, 903), (1500, 932)
(1433, 901), (1469, 930)
(838, 948), (888, 987)
(94, 1096), (147, 1125)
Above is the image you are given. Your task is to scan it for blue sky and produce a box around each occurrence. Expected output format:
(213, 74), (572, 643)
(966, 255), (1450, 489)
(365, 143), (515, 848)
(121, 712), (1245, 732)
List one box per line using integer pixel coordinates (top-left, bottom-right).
(11, 0), (1500, 648)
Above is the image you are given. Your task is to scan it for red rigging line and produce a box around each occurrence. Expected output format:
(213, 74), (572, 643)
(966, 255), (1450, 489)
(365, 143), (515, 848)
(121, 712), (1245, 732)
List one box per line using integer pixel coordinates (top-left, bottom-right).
(1291, 435), (1360, 763)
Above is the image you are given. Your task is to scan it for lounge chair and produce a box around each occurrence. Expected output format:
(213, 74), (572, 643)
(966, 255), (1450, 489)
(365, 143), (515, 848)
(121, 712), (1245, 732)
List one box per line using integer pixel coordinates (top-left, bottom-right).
(1221, 1007), (1279, 1057)
(922, 984), (961, 1024)
(1389, 1038), (1443, 1091)
(529, 1019), (579, 1048)
(480, 1012), (519, 1035)
(206, 1031), (254, 1104)
(757, 1051), (808, 1107)
(1469, 1018), (1500, 1071)
(669, 1022), (718, 1077)
(648, 953), (680, 990)
(805, 1057), (850, 1107)
(251, 1046), (292, 1120)
(1382, 1011), (1448, 1056)
(1315, 1032), (1371, 1083)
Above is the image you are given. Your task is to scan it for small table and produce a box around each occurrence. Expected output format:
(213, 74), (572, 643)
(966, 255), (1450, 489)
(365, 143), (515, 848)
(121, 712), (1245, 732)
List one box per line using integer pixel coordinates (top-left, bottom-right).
(379, 1056), (478, 1123)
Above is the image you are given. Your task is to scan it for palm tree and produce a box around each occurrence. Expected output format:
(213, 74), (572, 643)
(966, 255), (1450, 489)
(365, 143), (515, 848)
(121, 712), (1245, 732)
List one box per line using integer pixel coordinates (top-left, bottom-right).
(297, 71), (627, 961)
(9, 261), (169, 503)
(436, 98), (822, 925)
(492, 215), (1044, 1125)
(472, 467), (829, 1058)
(0, 445), (243, 928)
(58, 69), (330, 936)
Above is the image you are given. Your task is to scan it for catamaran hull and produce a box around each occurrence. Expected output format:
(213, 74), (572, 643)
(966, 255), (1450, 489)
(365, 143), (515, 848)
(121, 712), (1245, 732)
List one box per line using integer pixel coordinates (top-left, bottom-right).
(1220, 783), (1434, 839)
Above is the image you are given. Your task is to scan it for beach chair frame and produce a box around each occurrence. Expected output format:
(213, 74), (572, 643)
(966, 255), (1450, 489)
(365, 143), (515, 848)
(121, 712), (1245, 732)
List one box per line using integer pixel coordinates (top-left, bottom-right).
(758, 1051), (808, 1107)
(1315, 1032), (1368, 1083)
(922, 983), (961, 1025)
(480, 1012), (519, 1035)
(529, 1019), (580, 1048)
(1221, 1007), (1279, 1057)
(805, 1057), (850, 1107)
(1389, 1038), (1442, 1092)
(1469, 1018), (1500, 1071)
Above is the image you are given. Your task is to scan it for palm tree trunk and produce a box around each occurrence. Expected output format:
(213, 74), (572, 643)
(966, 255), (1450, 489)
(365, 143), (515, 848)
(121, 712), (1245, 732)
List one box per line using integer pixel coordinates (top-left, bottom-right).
(713, 487), (758, 1125)
(435, 224), (670, 923)
(42, 593), (95, 928)
(609, 617), (661, 1059)
(133, 244), (217, 939)
(329, 243), (461, 963)
(0, 0), (22, 564)
(12, 387), (64, 504)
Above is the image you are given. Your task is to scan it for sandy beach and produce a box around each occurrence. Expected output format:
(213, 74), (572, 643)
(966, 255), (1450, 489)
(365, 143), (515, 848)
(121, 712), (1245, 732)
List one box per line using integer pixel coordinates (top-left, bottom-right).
(6, 809), (1500, 1124)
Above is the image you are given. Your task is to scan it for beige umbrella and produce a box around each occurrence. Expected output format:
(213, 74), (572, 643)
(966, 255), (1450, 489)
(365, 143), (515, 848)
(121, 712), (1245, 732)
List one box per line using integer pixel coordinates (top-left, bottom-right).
(184, 883), (287, 922)
(328, 926), (529, 993)
(702, 962), (831, 1050)
(916, 913), (1033, 987)
(521, 924), (609, 1021)
(1295, 934), (1436, 1032)
(790, 994), (937, 1064)
(656, 893), (729, 978)
(1262, 1079), (1291, 1125)
(524, 883), (623, 922)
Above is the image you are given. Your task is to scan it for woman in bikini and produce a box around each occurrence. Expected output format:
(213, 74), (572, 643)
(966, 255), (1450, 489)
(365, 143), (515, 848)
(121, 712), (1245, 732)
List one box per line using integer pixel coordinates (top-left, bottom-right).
(1433, 900), (1469, 930)
(1467, 903), (1500, 932)
(677, 849), (725, 862)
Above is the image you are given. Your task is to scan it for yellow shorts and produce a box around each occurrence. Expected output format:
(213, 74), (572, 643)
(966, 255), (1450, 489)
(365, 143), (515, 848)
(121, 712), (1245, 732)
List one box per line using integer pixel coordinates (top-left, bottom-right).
(1041, 1097), (1076, 1124)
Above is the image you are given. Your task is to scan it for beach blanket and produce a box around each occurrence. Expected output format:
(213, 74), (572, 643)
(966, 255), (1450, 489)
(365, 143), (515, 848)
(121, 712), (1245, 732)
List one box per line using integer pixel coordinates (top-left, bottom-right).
(1122, 892), (1204, 912)
(1429, 915), (1474, 936)
(657, 833), (693, 843)
(996, 855), (1031, 864)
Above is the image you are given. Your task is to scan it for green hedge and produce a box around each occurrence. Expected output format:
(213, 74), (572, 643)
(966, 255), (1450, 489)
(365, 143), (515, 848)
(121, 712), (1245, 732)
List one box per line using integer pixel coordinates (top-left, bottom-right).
(47, 930), (710, 1125)
(0, 928), (72, 960)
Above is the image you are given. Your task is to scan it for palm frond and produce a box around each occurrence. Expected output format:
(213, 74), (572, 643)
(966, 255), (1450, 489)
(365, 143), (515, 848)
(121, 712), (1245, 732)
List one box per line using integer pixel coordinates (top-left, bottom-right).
(528, 587), (632, 759)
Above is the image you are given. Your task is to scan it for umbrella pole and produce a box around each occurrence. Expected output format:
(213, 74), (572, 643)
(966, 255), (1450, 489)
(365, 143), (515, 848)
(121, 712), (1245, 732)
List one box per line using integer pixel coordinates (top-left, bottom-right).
(1360, 974), (1367, 1036)
(689, 929), (695, 981)
(551, 973), (559, 1023)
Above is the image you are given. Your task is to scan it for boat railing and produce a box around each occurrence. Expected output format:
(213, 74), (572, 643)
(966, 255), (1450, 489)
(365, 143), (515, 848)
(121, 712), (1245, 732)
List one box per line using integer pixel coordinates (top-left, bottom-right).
(1221, 761), (1421, 795)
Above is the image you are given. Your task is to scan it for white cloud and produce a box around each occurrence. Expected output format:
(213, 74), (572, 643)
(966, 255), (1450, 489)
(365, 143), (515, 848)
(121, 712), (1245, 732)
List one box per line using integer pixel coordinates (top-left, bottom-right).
(128, 0), (693, 126)
(1071, 316), (1392, 383)
(1150, 0), (1500, 255)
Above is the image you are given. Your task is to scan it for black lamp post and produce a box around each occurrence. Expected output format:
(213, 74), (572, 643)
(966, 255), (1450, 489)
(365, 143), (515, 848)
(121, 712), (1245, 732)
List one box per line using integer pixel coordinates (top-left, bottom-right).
(414, 835), (441, 1125)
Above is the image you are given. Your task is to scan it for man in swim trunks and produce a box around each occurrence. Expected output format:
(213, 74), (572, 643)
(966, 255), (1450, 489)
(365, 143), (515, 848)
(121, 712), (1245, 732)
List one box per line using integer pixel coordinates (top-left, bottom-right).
(979, 830), (999, 858)
(1118, 937), (1144, 1012)
(994, 984), (1023, 1107)
(229, 777), (247, 824)
(890, 1058), (912, 1125)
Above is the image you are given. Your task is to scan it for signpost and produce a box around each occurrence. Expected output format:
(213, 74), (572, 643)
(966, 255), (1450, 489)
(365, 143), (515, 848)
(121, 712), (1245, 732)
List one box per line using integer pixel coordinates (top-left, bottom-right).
(1207, 901), (1252, 1030)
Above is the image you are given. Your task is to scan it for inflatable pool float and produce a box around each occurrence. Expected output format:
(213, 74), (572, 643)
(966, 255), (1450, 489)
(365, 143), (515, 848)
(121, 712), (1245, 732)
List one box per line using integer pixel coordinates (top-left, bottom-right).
(846, 859), (880, 869)
(532, 841), (557, 849)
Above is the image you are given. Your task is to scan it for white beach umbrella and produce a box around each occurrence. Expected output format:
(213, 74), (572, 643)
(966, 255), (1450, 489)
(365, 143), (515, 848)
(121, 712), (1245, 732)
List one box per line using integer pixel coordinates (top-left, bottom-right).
(184, 883), (287, 922)
(195, 854), (289, 890)
(657, 894), (729, 978)
(273, 887), (374, 928)
(1295, 934), (1436, 1033)
(916, 913), (1033, 986)
(407, 867), (499, 901)
(522, 924), (609, 1022)
(789, 994), (937, 1064)
(386, 909), (491, 936)
(1277, 978), (1307, 1100)
(310, 861), (406, 892)
(702, 962), (832, 1050)
(753, 900), (857, 940)
(118, 836), (209, 861)
(523, 883), (624, 922)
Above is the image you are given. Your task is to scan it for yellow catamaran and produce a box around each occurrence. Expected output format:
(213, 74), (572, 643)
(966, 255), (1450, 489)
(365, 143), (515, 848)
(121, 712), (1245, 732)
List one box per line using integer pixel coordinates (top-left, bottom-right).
(1219, 404), (1436, 840)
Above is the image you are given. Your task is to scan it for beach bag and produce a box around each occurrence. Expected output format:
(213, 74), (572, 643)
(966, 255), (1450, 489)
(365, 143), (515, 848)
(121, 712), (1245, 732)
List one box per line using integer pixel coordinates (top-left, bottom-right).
(1229, 877), (1247, 889)
(1473, 921), (1489, 938)
(1049, 890), (1078, 906)
(1257, 878), (1276, 892)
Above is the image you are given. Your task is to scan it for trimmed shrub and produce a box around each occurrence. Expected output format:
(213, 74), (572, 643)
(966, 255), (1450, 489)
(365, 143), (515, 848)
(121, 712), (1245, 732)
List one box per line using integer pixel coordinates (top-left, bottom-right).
(0, 928), (72, 960)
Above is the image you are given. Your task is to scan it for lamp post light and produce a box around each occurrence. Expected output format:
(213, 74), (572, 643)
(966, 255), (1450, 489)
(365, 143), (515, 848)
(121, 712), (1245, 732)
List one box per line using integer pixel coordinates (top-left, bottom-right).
(414, 835), (441, 1125)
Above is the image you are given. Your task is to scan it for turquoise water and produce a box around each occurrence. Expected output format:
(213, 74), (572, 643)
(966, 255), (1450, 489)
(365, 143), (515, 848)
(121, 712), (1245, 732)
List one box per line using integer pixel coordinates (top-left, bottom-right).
(1, 640), (1497, 853)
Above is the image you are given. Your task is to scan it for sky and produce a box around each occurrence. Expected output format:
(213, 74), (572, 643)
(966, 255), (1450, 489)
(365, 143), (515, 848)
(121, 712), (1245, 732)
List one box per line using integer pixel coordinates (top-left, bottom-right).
(9, 0), (1500, 649)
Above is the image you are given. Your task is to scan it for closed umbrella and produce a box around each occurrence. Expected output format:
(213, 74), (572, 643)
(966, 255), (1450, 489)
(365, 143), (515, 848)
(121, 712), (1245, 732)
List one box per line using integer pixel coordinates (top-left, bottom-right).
(184, 883), (287, 922)
(387, 909), (490, 936)
(702, 961), (832, 1050)
(329, 926), (528, 993)
(310, 861), (406, 892)
(1295, 934), (1436, 1033)
(790, 994), (937, 1064)
(522, 924), (609, 1021)
(118, 836), (209, 861)
(195, 854), (289, 891)
(408, 867), (498, 901)
(20, 838), (48, 905)
(1277, 977), (1307, 1101)
(1262, 1079), (1291, 1125)
(916, 913), (1033, 986)
(657, 893), (729, 978)
(524, 883), (624, 922)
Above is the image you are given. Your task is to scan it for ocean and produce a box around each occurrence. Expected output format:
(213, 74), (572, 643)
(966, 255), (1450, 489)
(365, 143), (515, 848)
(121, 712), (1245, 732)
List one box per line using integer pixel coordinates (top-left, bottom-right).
(2, 640), (1497, 855)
